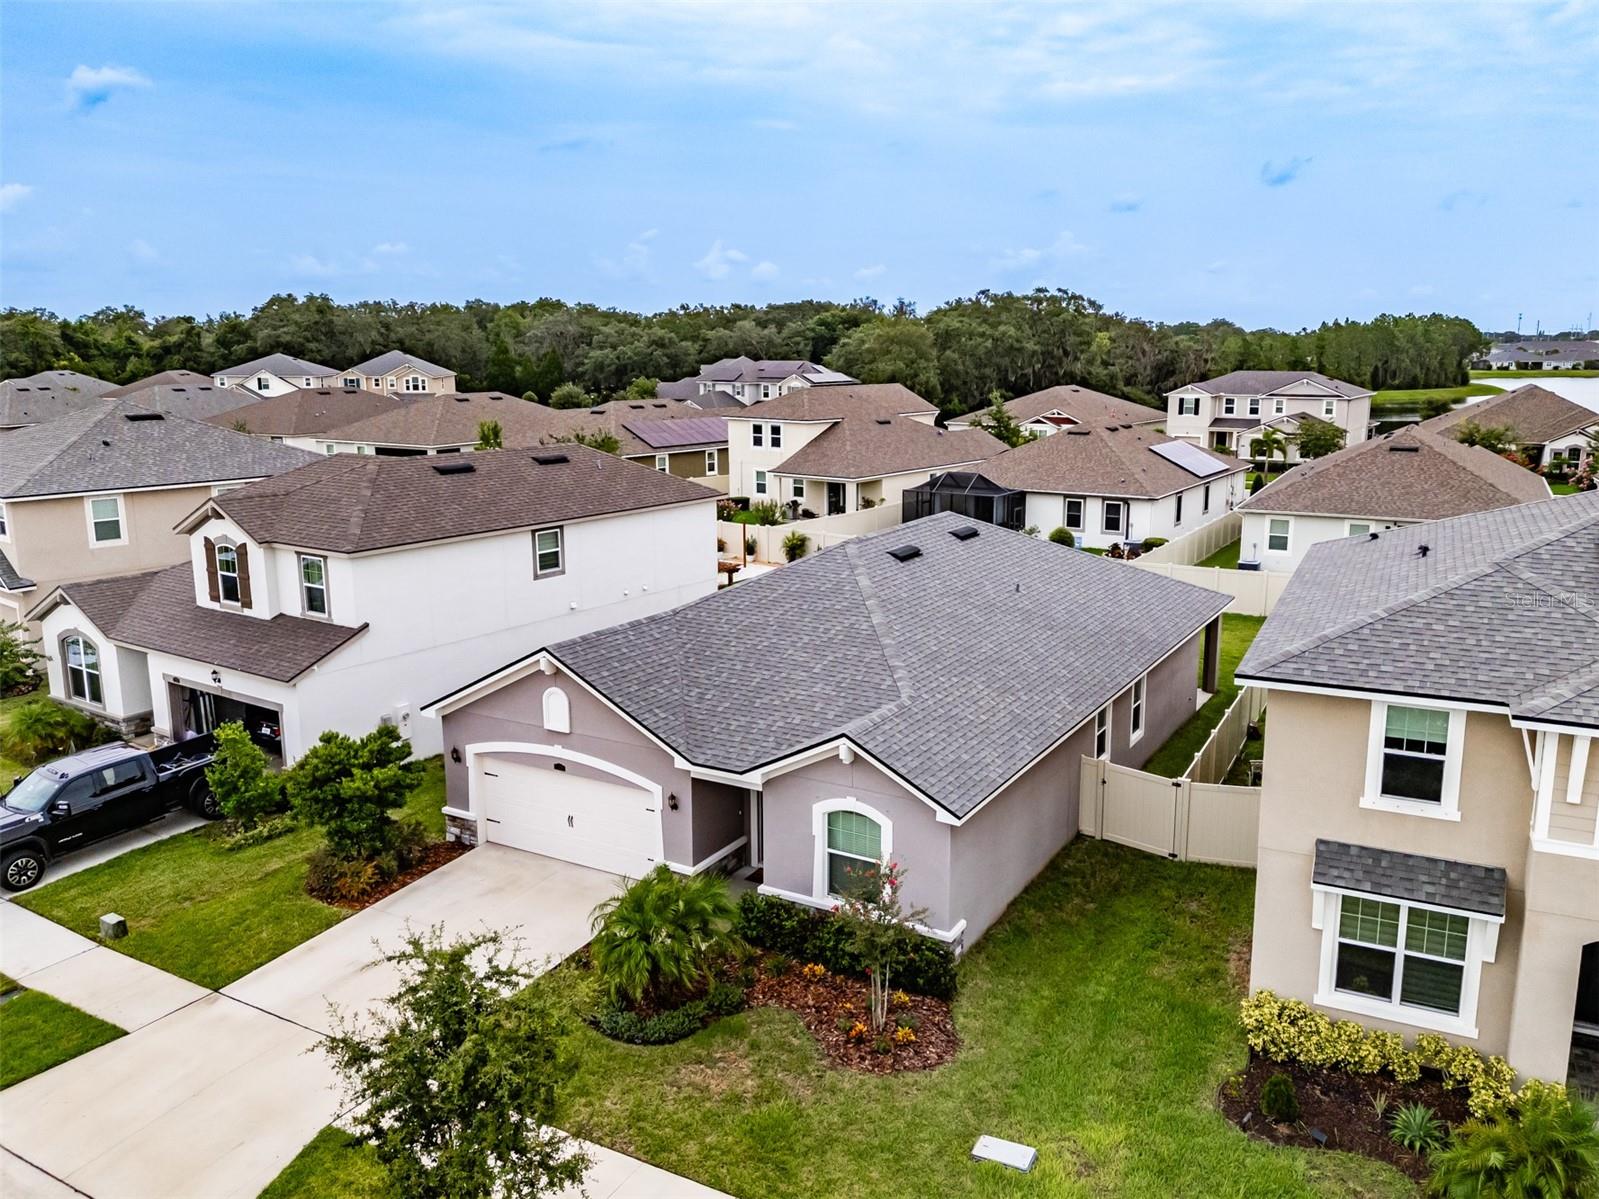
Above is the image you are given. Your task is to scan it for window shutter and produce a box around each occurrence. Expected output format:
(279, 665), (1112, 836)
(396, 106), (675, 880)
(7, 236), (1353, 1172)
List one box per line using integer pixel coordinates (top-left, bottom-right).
(237, 543), (253, 609)
(204, 538), (220, 602)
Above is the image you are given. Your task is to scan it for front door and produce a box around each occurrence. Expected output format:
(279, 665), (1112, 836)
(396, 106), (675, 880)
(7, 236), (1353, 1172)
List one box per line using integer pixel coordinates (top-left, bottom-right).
(826, 481), (846, 515)
(1576, 942), (1599, 1035)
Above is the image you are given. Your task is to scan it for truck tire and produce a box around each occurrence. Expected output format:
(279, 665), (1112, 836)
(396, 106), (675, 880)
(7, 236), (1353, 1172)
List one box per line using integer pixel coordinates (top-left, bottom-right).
(2, 847), (46, 892)
(190, 777), (223, 821)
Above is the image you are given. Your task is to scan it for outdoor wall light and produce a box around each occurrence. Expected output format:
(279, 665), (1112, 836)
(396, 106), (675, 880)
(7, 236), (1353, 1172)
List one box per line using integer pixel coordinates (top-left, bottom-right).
(667, 793), (679, 811)
(210, 669), (222, 686)
(450, 747), (461, 763)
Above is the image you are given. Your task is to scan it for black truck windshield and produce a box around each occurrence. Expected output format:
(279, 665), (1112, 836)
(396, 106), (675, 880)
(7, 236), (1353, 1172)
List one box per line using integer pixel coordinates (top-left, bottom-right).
(2, 771), (59, 813)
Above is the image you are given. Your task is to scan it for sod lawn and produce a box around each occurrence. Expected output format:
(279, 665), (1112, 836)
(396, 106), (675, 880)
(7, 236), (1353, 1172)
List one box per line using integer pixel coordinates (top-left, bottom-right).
(1141, 614), (1264, 777)
(1369, 384), (1498, 416)
(0, 973), (125, 1089)
(15, 759), (446, 991)
(1470, 368), (1599, 378)
(1196, 540), (1241, 570)
(263, 841), (1411, 1199)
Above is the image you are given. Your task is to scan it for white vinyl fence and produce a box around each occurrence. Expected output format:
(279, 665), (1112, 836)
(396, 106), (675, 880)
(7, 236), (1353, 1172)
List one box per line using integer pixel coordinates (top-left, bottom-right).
(718, 502), (904, 564)
(1123, 511), (1292, 616)
(1079, 756), (1260, 867)
(1137, 512), (1241, 565)
(1186, 686), (1267, 784)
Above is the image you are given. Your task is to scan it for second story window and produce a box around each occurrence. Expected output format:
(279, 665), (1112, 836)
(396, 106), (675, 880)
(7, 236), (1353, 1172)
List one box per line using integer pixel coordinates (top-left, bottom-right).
(215, 543), (241, 603)
(1094, 705), (1111, 759)
(1222, 397), (1237, 415)
(88, 496), (124, 545)
(1177, 395), (1199, 416)
(769, 423), (783, 449)
(255, 377), (270, 391)
(654, 454), (669, 473)
(705, 449), (719, 475)
(0, 501), (9, 539)
(533, 527), (563, 577)
(752, 424), (764, 448)
(1247, 397), (1261, 417)
(1129, 675), (1146, 743)
(1323, 398), (1336, 418)
(300, 555), (328, 616)
(1379, 706), (1450, 804)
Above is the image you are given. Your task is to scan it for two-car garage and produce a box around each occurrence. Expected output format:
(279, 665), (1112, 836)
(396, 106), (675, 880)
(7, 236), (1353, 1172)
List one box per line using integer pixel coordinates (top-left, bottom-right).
(474, 753), (663, 878)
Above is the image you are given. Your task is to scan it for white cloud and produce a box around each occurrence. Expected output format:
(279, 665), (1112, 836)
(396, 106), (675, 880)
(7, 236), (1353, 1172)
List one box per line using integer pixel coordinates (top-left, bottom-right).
(288, 253), (341, 278)
(67, 64), (152, 110)
(371, 241), (409, 255)
(598, 228), (657, 278)
(128, 238), (159, 263)
(693, 239), (748, 280)
(853, 263), (887, 281)
(750, 260), (779, 281)
(0, 183), (33, 213)
(991, 231), (1088, 271)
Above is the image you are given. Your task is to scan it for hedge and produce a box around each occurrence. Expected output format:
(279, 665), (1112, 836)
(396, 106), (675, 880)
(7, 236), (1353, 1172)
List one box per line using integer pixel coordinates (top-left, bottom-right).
(734, 892), (958, 1000)
(591, 979), (746, 1045)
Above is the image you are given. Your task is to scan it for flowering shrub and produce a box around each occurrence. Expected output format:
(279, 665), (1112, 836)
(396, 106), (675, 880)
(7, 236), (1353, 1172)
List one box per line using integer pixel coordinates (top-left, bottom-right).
(801, 962), (829, 982)
(1240, 991), (1539, 1118)
(893, 1025), (917, 1044)
(890, 989), (911, 1009)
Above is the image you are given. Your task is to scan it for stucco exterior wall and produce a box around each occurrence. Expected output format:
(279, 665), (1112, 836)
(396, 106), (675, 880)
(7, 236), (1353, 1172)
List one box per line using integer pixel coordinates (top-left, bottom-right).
(1238, 511), (1408, 572)
(1024, 478), (1243, 550)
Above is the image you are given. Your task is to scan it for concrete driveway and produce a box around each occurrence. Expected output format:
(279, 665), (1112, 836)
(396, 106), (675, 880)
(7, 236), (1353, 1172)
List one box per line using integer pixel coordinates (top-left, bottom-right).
(0, 845), (725, 1199)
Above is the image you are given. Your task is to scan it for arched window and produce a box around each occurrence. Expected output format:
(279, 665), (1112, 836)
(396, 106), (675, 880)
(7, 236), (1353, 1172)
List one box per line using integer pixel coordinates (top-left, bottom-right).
(215, 543), (241, 603)
(812, 798), (893, 900)
(541, 686), (571, 734)
(63, 635), (102, 705)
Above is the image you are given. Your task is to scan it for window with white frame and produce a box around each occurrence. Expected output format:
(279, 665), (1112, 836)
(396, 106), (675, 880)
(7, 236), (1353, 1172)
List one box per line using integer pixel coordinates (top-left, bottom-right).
(1065, 497), (1084, 529)
(791, 477), (804, 501)
(1177, 395), (1199, 416)
(752, 424), (764, 448)
(1094, 705), (1111, 758)
(0, 502), (8, 539)
(1328, 894), (1475, 1021)
(1323, 398), (1336, 418)
(1202, 483), (1211, 514)
(342, 377), (358, 388)
(533, 527), (563, 576)
(371, 377), (381, 388)
(404, 375), (427, 392)
(299, 554), (328, 616)
(1222, 397), (1237, 415)
(88, 496), (124, 545)
(1102, 500), (1125, 535)
(654, 454), (669, 472)
(215, 543), (241, 603)
(761, 384), (772, 399)
(769, 423), (783, 449)
(823, 809), (881, 898)
(1267, 517), (1290, 553)
(255, 377), (270, 391)
(1129, 675), (1146, 743)
(754, 470), (769, 496)
(705, 449), (719, 474)
(1247, 397), (1261, 417)
(1347, 521), (1373, 537)
(1273, 397), (1286, 415)
(1377, 705), (1452, 805)
(63, 634), (102, 705)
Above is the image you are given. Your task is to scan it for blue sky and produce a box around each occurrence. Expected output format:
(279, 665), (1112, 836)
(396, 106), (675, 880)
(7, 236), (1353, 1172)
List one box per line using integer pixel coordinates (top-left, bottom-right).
(2, 1), (1595, 330)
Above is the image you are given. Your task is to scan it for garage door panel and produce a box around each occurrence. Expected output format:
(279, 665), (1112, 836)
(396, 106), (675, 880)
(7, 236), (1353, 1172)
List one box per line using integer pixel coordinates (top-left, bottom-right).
(478, 758), (659, 877)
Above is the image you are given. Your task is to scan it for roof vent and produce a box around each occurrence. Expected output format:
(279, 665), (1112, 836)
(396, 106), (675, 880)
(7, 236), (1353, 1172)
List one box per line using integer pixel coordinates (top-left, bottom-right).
(1388, 444), (1420, 453)
(628, 403), (645, 409)
(454, 395), (471, 402)
(1065, 428), (1091, 436)
(532, 452), (570, 465)
(123, 411), (165, 422)
(950, 525), (980, 541)
(431, 460), (476, 475)
(875, 418), (892, 425)
(887, 544), (922, 562)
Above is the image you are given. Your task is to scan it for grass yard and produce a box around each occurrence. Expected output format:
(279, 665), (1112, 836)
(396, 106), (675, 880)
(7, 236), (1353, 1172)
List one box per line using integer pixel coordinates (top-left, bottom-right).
(1196, 540), (1241, 569)
(16, 758), (446, 991)
(1141, 614), (1265, 777)
(264, 842), (1411, 1199)
(1551, 481), (1582, 495)
(0, 972), (125, 1089)
(1369, 384), (1498, 416)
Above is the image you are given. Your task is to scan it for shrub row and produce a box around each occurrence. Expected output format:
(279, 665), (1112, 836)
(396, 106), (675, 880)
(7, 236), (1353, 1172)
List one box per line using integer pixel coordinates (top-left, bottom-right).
(591, 979), (746, 1045)
(734, 892), (958, 1000)
(1239, 990), (1558, 1118)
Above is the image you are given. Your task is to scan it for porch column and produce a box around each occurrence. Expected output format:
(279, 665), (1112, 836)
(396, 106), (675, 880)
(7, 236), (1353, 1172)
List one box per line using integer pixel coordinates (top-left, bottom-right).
(1201, 616), (1221, 695)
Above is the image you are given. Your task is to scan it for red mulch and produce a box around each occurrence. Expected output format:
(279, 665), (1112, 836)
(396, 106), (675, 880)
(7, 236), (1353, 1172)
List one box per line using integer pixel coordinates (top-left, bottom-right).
(328, 841), (470, 911)
(1218, 1053), (1472, 1182)
(749, 962), (958, 1073)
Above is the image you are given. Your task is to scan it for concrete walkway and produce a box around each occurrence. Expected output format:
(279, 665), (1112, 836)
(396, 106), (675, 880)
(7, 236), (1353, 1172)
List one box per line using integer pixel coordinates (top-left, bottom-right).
(0, 846), (730, 1199)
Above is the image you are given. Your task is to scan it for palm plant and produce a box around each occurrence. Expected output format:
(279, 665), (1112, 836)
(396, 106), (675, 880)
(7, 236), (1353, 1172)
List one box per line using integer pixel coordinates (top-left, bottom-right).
(0, 699), (107, 767)
(1427, 1088), (1599, 1198)
(1250, 427), (1288, 476)
(589, 866), (741, 1009)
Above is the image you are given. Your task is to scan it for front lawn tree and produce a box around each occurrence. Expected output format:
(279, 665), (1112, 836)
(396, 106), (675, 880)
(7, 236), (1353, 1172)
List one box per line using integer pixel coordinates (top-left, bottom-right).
(835, 859), (928, 1035)
(323, 927), (589, 1199)
(1249, 427), (1288, 473)
(1452, 419), (1518, 456)
(1293, 420), (1346, 459)
(286, 724), (421, 861)
(205, 721), (280, 827)
(0, 621), (44, 694)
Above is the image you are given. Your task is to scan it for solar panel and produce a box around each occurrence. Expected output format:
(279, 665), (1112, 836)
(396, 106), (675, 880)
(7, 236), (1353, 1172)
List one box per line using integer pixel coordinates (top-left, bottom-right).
(1149, 440), (1228, 478)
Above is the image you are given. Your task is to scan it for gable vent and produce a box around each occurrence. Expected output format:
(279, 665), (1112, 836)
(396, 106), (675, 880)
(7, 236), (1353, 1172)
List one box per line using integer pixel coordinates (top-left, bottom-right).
(532, 452), (570, 465)
(431, 460), (476, 475)
(123, 411), (165, 422)
(950, 525), (980, 541)
(887, 544), (922, 562)
(1387, 444), (1421, 453)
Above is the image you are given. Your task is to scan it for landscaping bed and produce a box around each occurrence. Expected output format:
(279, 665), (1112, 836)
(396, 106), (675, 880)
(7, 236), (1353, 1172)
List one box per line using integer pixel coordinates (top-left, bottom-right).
(749, 961), (957, 1073)
(1220, 1053), (1468, 1183)
(324, 839), (469, 911)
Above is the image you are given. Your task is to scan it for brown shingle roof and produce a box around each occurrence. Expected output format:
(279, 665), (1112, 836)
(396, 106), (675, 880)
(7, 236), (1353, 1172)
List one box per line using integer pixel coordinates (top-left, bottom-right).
(39, 566), (365, 682)
(773, 419), (1003, 481)
(1236, 423), (1551, 520)
(210, 443), (717, 554)
(981, 424), (1244, 499)
(951, 385), (1162, 430)
(1419, 385), (1598, 445)
(209, 388), (409, 437)
(723, 383), (935, 423)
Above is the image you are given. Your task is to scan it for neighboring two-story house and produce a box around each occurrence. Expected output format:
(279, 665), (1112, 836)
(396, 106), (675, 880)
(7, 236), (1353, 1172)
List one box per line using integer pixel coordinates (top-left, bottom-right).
(1419, 384), (1599, 472)
(1238, 492), (1599, 1087)
(213, 353), (341, 396)
(0, 370), (118, 432)
(0, 400), (315, 627)
(340, 350), (458, 395)
(659, 358), (857, 407)
(946, 384), (1164, 439)
(1236, 424), (1550, 572)
(1165, 371), (1374, 458)
(29, 446), (720, 759)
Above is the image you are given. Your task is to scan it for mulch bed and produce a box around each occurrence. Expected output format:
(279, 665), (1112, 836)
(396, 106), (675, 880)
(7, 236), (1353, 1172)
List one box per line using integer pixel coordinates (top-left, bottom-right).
(1218, 1053), (1471, 1182)
(748, 962), (958, 1073)
(329, 841), (470, 911)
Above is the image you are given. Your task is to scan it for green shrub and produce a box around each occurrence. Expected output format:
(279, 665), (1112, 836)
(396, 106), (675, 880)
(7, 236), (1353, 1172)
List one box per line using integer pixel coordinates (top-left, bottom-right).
(744, 535), (757, 556)
(0, 699), (110, 767)
(589, 866), (741, 1009)
(734, 892), (957, 999)
(219, 813), (297, 852)
(206, 721), (282, 827)
(746, 500), (784, 526)
(1048, 526), (1075, 547)
(286, 724), (422, 863)
(0, 621), (43, 693)
(590, 979), (746, 1045)
(1427, 1083), (1598, 1198)
(305, 847), (384, 903)
(765, 952), (792, 978)
(1260, 1072), (1300, 1122)
(1141, 536), (1168, 550)
(1390, 1102), (1446, 1154)
(782, 530), (810, 562)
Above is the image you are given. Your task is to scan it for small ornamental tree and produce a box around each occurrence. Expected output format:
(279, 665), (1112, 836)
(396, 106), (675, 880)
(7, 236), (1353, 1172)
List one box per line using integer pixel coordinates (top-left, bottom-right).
(834, 860), (929, 1034)
(206, 721), (281, 827)
(548, 382), (589, 410)
(1293, 420), (1346, 459)
(286, 724), (421, 861)
(323, 927), (590, 1199)
(0, 621), (44, 694)
(1250, 427), (1289, 472)
(970, 389), (1031, 448)
(623, 376), (659, 401)
(476, 419), (503, 450)
(782, 530), (810, 562)
(1048, 526), (1075, 547)
(1452, 419), (1519, 456)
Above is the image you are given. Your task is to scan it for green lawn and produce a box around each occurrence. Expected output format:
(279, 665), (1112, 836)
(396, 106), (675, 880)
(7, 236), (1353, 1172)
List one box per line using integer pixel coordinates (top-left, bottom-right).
(16, 759), (446, 991)
(1471, 369), (1599, 378)
(263, 842), (1410, 1199)
(0, 973), (125, 1088)
(1196, 540), (1241, 570)
(1369, 384), (1498, 415)
(1141, 614), (1265, 778)
(1551, 481), (1582, 496)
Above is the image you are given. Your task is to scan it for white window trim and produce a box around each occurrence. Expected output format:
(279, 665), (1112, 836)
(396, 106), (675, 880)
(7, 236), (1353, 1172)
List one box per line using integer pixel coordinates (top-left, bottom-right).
(533, 526), (564, 577)
(769, 423), (783, 449)
(1093, 704), (1111, 759)
(85, 494), (128, 548)
(1361, 701), (1466, 821)
(810, 797), (892, 902)
(705, 449), (719, 475)
(1222, 397), (1237, 415)
(1101, 499), (1125, 536)
(1346, 520), (1375, 537)
(791, 477), (805, 502)
(1273, 397), (1286, 415)
(1128, 675), (1147, 745)
(0, 500), (9, 542)
(753, 470), (768, 496)
(1064, 497), (1084, 531)
(1311, 886), (1497, 1039)
(298, 553), (329, 618)
(752, 424), (764, 448)
(1266, 515), (1292, 555)
(62, 633), (104, 708)
(654, 454), (670, 472)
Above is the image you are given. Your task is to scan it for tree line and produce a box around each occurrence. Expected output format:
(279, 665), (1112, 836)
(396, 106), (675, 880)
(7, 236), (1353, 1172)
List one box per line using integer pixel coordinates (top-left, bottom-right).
(0, 291), (1486, 418)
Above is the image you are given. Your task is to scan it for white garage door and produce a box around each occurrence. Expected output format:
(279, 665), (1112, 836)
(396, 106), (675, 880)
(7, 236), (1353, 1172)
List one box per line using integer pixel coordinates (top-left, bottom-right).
(478, 757), (660, 878)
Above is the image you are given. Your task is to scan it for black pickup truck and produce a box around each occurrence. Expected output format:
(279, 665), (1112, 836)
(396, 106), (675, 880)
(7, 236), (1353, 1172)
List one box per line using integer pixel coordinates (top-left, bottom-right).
(0, 736), (221, 892)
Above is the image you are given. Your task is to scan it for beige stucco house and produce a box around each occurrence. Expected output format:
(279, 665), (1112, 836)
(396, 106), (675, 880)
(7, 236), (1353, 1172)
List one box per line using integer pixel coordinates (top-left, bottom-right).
(1238, 492), (1599, 1087)
(341, 350), (458, 395)
(0, 400), (315, 627)
(1166, 370), (1373, 459)
(213, 353), (340, 397)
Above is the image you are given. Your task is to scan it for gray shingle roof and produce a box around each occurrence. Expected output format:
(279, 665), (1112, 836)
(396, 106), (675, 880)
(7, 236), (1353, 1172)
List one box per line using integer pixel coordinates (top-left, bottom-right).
(1420, 384), (1598, 445)
(0, 370), (119, 427)
(98, 371), (260, 421)
(532, 512), (1230, 818)
(722, 383), (936, 423)
(0, 550), (35, 593)
(346, 350), (453, 378)
(656, 378), (700, 400)
(685, 389), (746, 410)
(39, 567), (365, 682)
(1181, 371), (1371, 399)
(982, 423), (1244, 500)
(950, 385), (1163, 431)
(215, 353), (337, 379)
(1313, 839), (1507, 917)
(0, 400), (320, 499)
(211, 442), (717, 554)
(1238, 491), (1599, 729)
(1237, 423), (1550, 521)
(774, 418), (1003, 481)
(208, 388), (410, 437)
(697, 357), (825, 383)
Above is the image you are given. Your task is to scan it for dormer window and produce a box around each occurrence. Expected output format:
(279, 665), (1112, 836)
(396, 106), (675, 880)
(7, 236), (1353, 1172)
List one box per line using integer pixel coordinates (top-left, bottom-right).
(216, 544), (241, 603)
